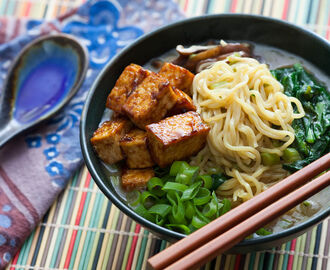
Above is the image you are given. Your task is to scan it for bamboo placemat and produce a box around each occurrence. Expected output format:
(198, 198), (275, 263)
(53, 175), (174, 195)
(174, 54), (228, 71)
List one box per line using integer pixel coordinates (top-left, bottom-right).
(1, 0), (329, 269)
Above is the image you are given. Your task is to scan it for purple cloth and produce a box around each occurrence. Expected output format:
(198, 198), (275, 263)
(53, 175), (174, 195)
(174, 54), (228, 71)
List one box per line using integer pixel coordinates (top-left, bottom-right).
(0, 0), (183, 267)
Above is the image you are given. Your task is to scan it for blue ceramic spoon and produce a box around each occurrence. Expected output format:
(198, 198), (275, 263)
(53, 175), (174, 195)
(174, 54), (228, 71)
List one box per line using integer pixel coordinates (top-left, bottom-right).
(0, 34), (88, 147)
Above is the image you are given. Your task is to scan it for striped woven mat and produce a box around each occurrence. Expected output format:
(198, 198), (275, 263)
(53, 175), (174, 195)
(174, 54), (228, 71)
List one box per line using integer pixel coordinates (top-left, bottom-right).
(1, 0), (329, 269)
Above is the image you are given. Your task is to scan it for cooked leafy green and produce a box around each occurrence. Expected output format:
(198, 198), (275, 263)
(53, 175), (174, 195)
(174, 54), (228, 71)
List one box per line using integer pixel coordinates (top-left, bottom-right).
(271, 64), (330, 171)
(211, 173), (230, 191)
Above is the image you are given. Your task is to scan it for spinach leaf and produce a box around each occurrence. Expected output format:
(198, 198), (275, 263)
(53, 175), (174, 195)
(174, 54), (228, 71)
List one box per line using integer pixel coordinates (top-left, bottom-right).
(271, 64), (330, 172)
(211, 173), (230, 191)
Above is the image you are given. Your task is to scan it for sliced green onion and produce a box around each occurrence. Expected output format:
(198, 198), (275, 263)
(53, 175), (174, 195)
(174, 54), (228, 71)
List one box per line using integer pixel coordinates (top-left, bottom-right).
(188, 224), (197, 233)
(256, 228), (272, 236)
(203, 191), (220, 218)
(134, 204), (154, 222)
(272, 140), (283, 147)
(167, 214), (176, 224)
(162, 182), (187, 193)
(131, 161), (235, 235)
(166, 224), (191, 234)
(261, 152), (280, 166)
(283, 148), (301, 163)
(194, 205), (211, 224)
(302, 201), (311, 207)
(181, 181), (202, 201)
(202, 198), (218, 218)
(149, 204), (171, 226)
(212, 192), (223, 217)
(140, 191), (158, 209)
(169, 161), (190, 176)
(184, 201), (196, 220)
(161, 174), (175, 182)
(155, 215), (165, 226)
(198, 175), (213, 189)
(126, 190), (141, 207)
(219, 198), (231, 216)
(157, 197), (168, 204)
(193, 187), (211, 205)
(147, 177), (165, 197)
(191, 215), (207, 229)
(167, 192), (185, 224)
(175, 173), (191, 185)
(181, 166), (199, 184)
(148, 204), (171, 218)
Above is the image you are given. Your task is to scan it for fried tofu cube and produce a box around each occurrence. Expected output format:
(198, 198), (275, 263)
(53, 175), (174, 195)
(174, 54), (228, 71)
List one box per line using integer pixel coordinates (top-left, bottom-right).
(123, 72), (177, 129)
(146, 111), (210, 167)
(90, 118), (132, 164)
(106, 64), (150, 114)
(159, 63), (194, 95)
(168, 88), (196, 116)
(120, 129), (154, 169)
(121, 168), (154, 191)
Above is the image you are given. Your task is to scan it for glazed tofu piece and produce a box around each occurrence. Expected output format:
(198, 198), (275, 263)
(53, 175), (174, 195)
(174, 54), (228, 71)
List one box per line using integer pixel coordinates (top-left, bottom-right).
(158, 62), (194, 95)
(146, 111), (210, 167)
(106, 64), (150, 114)
(121, 168), (154, 191)
(168, 88), (196, 116)
(90, 117), (132, 164)
(120, 129), (154, 169)
(123, 72), (177, 129)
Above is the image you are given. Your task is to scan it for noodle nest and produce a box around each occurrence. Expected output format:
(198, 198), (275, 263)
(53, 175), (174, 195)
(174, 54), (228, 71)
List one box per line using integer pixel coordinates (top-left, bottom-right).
(191, 55), (305, 203)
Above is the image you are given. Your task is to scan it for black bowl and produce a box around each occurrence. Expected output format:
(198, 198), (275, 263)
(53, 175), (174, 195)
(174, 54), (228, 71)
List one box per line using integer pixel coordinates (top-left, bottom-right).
(80, 14), (330, 253)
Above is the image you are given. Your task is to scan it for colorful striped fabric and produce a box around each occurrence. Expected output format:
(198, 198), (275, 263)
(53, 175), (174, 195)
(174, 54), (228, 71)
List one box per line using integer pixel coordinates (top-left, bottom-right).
(6, 167), (330, 270)
(176, 0), (330, 40)
(1, 0), (329, 269)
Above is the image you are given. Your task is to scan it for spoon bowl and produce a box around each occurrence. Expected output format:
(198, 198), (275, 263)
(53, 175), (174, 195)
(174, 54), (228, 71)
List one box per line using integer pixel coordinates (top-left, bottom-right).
(0, 34), (88, 147)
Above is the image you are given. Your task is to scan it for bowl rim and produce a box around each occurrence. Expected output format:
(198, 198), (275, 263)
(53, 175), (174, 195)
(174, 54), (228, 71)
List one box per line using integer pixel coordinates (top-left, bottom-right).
(80, 13), (330, 245)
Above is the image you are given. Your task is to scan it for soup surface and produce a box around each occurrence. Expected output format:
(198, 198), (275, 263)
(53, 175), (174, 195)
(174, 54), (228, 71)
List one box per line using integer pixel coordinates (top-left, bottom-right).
(98, 41), (329, 236)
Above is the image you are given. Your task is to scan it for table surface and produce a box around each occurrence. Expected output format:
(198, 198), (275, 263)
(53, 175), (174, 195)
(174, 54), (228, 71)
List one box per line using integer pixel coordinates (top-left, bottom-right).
(1, 0), (329, 269)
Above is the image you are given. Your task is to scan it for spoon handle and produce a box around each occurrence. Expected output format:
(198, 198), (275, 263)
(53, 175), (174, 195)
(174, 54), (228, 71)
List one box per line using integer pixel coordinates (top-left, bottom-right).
(0, 123), (19, 148)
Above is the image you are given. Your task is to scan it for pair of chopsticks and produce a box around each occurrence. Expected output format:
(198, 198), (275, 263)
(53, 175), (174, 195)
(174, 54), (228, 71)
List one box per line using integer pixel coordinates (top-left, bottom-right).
(148, 153), (330, 270)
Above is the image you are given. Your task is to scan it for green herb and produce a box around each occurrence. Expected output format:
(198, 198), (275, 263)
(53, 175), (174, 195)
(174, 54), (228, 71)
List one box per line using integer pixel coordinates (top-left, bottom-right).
(271, 64), (330, 172)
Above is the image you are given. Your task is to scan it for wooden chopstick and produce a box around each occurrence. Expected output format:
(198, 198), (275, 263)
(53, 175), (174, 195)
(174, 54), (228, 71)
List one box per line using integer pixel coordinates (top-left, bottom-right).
(164, 170), (330, 270)
(148, 152), (330, 270)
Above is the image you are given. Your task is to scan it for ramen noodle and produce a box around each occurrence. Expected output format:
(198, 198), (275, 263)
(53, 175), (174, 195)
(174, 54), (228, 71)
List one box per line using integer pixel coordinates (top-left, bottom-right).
(190, 56), (305, 203)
